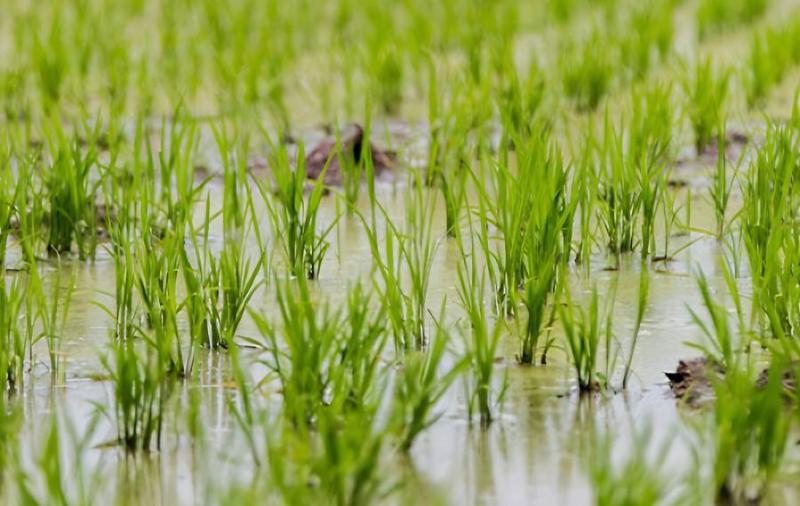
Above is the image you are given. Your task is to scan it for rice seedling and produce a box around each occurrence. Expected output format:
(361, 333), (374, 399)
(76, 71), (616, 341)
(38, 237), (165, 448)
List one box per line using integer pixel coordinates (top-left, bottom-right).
(357, 174), (438, 352)
(392, 302), (467, 451)
(249, 275), (342, 428)
(589, 423), (674, 506)
(41, 126), (104, 260)
(740, 122), (797, 333)
(697, 0), (768, 40)
(703, 361), (790, 504)
(622, 267), (649, 389)
(597, 119), (640, 258)
(473, 132), (570, 315)
(744, 29), (790, 109)
(256, 139), (337, 280)
(708, 128), (740, 240)
(561, 29), (614, 111)
(617, 1), (674, 81)
(559, 285), (614, 392)
(0, 275), (26, 392)
(456, 232), (505, 424)
(103, 323), (173, 452)
(681, 59), (729, 154)
(30, 264), (75, 380)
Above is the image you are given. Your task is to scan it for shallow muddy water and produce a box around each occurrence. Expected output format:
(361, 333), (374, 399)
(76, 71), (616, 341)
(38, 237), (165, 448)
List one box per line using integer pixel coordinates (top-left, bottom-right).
(9, 158), (792, 505)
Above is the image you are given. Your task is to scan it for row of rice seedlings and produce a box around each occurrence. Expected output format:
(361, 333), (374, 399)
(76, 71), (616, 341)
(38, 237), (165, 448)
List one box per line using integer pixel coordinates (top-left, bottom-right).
(744, 17), (800, 108)
(697, 0), (769, 40)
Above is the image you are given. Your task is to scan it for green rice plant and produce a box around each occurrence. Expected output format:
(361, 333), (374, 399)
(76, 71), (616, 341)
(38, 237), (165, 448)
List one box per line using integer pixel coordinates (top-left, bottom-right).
(30, 265), (75, 380)
(589, 423), (673, 506)
(0, 146), (27, 266)
(561, 29), (614, 111)
(249, 275), (342, 428)
(740, 123), (797, 332)
(744, 28), (791, 109)
(332, 282), (389, 411)
(622, 267), (650, 389)
(687, 266), (748, 371)
(392, 302), (467, 451)
(41, 128), (104, 260)
(0, 275), (26, 392)
(597, 120), (640, 257)
(357, 175), (438, 353)
(212, 240), (263, 349)
(456, 233), (505, 425)
(103, 327), (172, 452)
(473, 132), (570, 315)
(133, 228), (187, 376)
(617, 1), (674, 81)
(401, 173), (439, 348)
(708, 128), (741, 240)
(703, 361), (790, 504)
(256, 140), (337, 280)
(558, 286), (613, 392)
(698, 0), (768, 40)
(681, 59), (729, 154)
(575, 132), (599, 266)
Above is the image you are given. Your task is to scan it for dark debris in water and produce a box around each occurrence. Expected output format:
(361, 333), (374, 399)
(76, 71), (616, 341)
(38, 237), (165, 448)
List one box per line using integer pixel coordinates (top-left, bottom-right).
(305, 123), (395, 185)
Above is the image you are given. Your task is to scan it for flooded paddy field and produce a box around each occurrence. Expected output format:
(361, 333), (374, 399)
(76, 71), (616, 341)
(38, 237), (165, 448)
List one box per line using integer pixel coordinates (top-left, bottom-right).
(2, 0), (800, 505)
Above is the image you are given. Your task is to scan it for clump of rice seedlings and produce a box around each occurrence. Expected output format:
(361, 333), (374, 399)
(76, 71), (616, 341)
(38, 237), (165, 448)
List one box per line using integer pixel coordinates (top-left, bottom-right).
(0, 276), (26, 392)
(0, 146), (27, 266)
(41, 127), (104, 260)
(257, 139), (337, 280)
(250, 275), (342, 428)
(333, 282), (389, 410)
(473, 132), (570, 315)
(622, 267), (650, 389)
(744, 29), (790, 109)
(597, 121), (641, 257)
(575, 134), (599, 266)
(688, 265), (748, 371)
(496, 51), (547, 142)
(617, 1), (674, 81)
(589, 423), (673, 506)
(695, 359), (791, 504)
(682, 59), (729, 154)
(133, 228), (187, 375)
(558, 285), (614, 392)
(103, 327), (171, 452)
(358, 173), (438, 352)
(456, 235), (505, 425)
(214, 240), (263, 349)
(30, 264), (75, 380)
(698, 0), (768, 40)
(740, 122), (797, 332)
(561, 29), (614, 111)
(392, 302), (467, 451)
